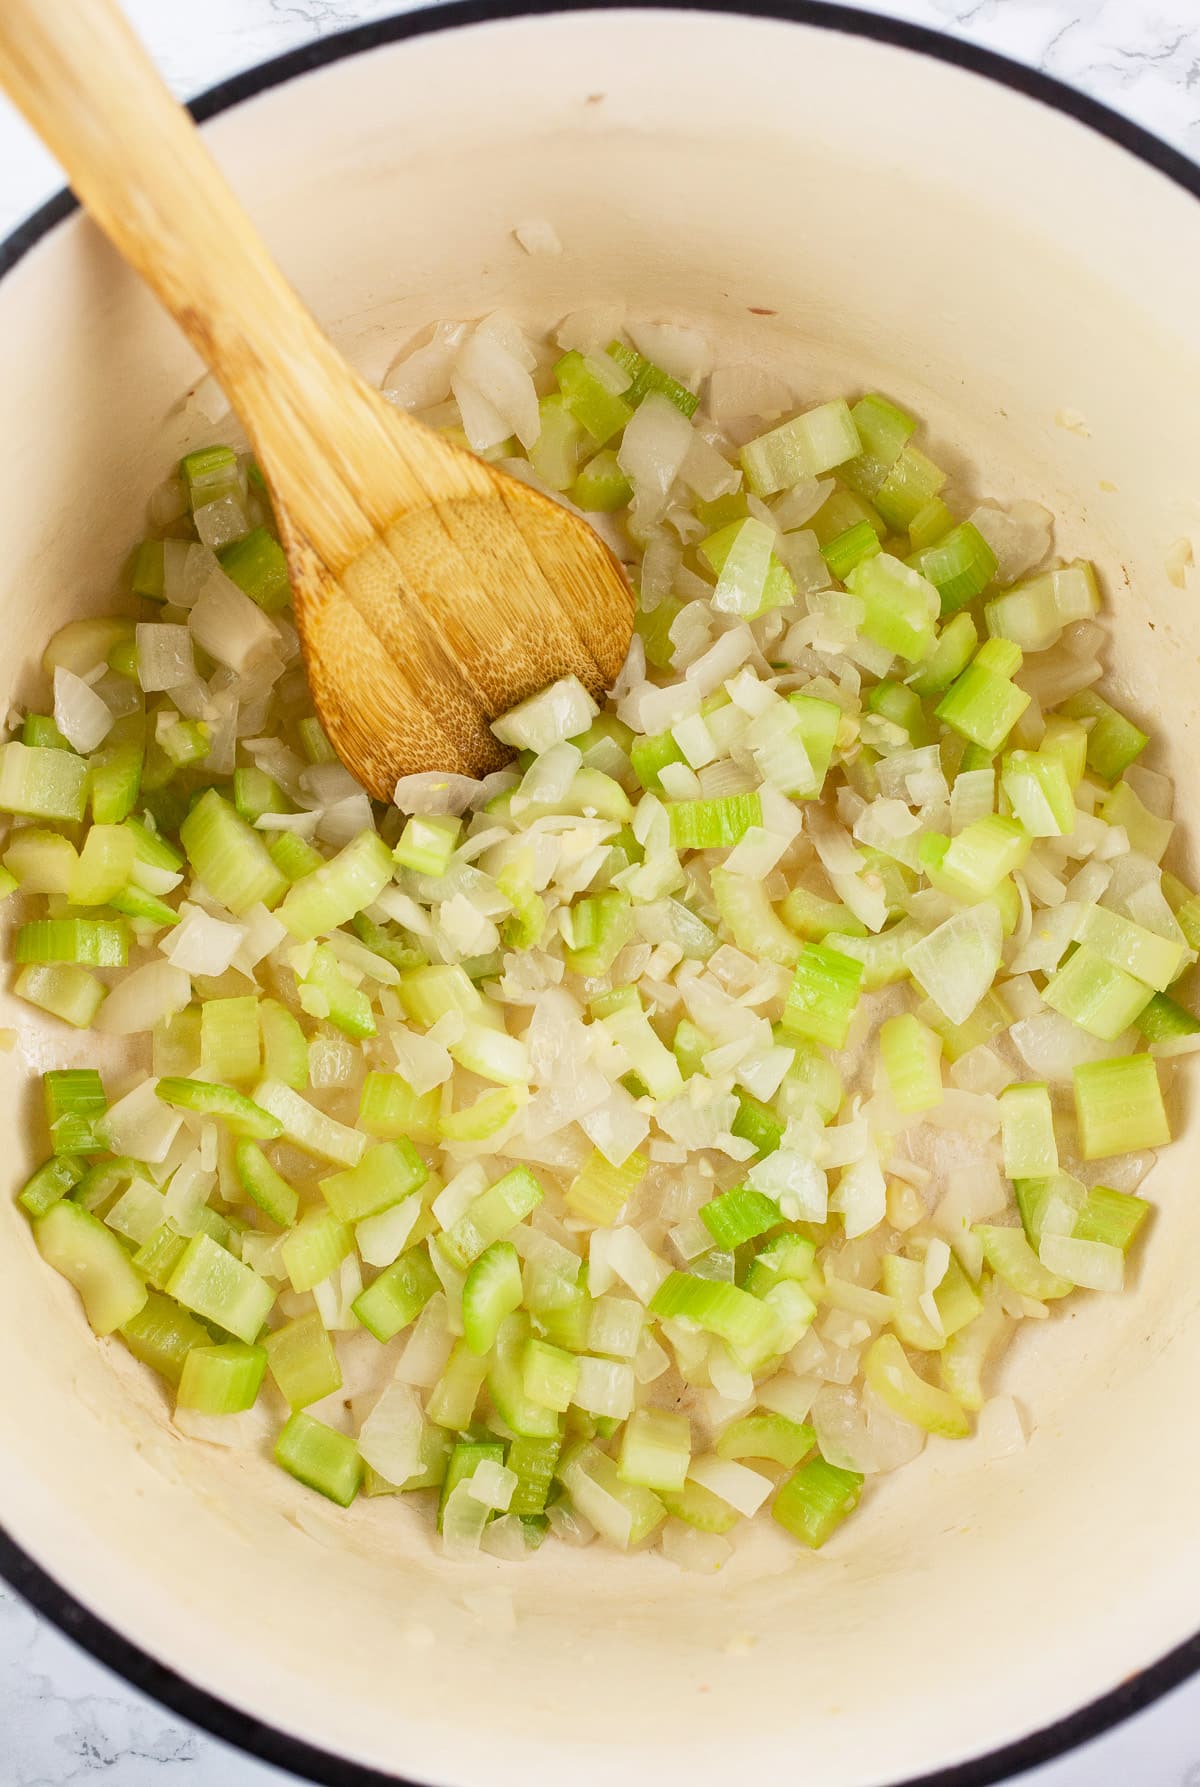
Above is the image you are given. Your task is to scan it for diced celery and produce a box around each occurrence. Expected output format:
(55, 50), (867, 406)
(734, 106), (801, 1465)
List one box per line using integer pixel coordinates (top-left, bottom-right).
(281, 1207), (354, 1296)
(864, 1334), (969, 1437)
(782, 943), (863, 1049)
(822, 520), (881, 581)
(266, 1310), (343, 1409)
(0, 740), (89, 822)
(740, 401), (861, 496)
(1042, 947), (1153, 1042)
(909, 611), (978, 698)
(846, 553), (939, 663)
(999, 1083), (1059, 1179)
(716, 1413), (814, 1469)
(393, 814), (460, 878)
(16, 963), (106, 1028)
(1073, 1184), (1150, 1253)
(166, 1233), (274, 1344)
(650, 1272), (779, 1367)
(275, 1411), (362, 1506)
(607, 340), (699, 417)
(618, 1407), (691, 1492)
(34, 1200), (147, 1335)
(43, 1068), (107, 1155)
(730, 1092), (783, 1159)
(772, 1456), (863, 1548)
(439, 1167), (544, 1270)
(358, 1071), (440, 1144)
(252, 1080), (365, 1166)
(553, 350), (633, 444)
(157, 1076), (280, 1140)
(879, 1013), (943, 1113)
(199, 995), (262, 1084)
(571, 448), (633, 512)
(234, 1139), (299, 1227)
(936, 638), (1030, 752)
(180, 790), (289, 915)
(700, 1186), (782, 1249)
(565, 1148), (647, 1225)
(352, 1246), (439, 1342)
(18, 1153), (85, 1218)
(217, 526), (290, 613)
(910, 522), (997, 615)
(121, 1291), (210, 1386)
(427, 1339), (491, 1430)
(1062, 690), (1147, 783)
(233, 766), (291, 823)
(177, 1340), (267, 1413)
(259, 1000), (309, 1091)
(320, 1139), (426, 1224)
(976, 1225), (1072, 1300)
(1073, 1054), (1169, 1159)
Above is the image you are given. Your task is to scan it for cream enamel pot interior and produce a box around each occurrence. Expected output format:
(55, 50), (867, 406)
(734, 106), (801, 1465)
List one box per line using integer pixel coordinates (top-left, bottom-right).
(2, 7), (1200, 1786)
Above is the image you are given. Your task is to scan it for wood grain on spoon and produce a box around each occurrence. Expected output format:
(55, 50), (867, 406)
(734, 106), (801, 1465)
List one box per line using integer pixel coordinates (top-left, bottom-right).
(0, 0), (634, 799)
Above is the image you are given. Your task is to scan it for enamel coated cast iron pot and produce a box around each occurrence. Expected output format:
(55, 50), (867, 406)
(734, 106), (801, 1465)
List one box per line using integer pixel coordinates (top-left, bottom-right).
(1, 6), (1199, 1785)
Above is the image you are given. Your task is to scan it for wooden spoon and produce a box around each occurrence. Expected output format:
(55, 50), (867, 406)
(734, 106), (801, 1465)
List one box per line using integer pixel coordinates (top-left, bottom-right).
(0, 0), (634, 799)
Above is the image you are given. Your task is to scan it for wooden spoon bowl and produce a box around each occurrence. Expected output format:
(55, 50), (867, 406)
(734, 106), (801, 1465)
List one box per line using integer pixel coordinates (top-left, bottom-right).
(0, 0), (634, 799)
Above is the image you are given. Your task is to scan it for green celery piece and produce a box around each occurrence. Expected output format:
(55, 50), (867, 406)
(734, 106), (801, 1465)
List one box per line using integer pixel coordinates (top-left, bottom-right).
(352, 1246), (439, 1342)
(606, 339), (698, 416)
(120, 1291), (211, 1387)
(553, 350), (633, 444)
(218, 527), (290, 613)
(439, 1439), (505, 1529)
(1062, 690), (1147, 783)
(18, 1154), (85, 1219)
(320, 1139), (427, 1223)
(1138, 991), (1200, 1049)
(773, 1457), (863, 1547)
(177, 1341), (267, 1414)
(668, 792), (762, 851)
(156, 1077), (282, 1140)
(821, 520), (881, 581)
(909, 521), (997, 615)
(275, 1411), (362, 1507)
(265, 1312), (343, 1409)
(462, 1241), (525, 1354)
(730, 1091), (783, 1159)
(716, 1414), (815, 1469)
(180, 790), (288, 915)
(34, 1200), (147, 1335)
(234, 1139), (299, 1227)
(440, 1167), (543, 1271)
(129, 539), (166, 600)
(528, 393), (584, 491)
(659, 1478), (739, 1534)
(700, 1186), (782, 1249)
(1073, 1054), (1169, 1159)
(43, 1068), (107, 1155)
(507, 1435), (561, 1516)
(280, 1206), (353, 1294)
(845, 553), (938, 663)
(872, 445), (946, 531)
(570, 448), (633, 512)
(233, 766), (292, 823)
(782, 942), (864, 1049)
(166, 1232), (274, 1344)
(1072, 1185), (1151, 1253)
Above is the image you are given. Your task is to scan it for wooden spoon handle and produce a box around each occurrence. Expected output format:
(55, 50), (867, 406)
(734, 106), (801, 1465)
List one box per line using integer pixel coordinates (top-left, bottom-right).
(0, 0), (431, 565)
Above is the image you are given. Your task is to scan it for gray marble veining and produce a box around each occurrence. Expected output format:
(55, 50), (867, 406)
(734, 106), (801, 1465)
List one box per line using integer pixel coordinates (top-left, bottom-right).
(0, 0), (1198, 1782)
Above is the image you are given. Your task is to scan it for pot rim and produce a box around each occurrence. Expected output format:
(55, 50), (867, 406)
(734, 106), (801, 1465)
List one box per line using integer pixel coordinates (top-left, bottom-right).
(1, 4), (1198, 1783)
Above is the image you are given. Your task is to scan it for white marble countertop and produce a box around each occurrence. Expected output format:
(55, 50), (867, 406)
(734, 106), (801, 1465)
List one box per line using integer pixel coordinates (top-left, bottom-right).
(2, 0), (1200, 1782)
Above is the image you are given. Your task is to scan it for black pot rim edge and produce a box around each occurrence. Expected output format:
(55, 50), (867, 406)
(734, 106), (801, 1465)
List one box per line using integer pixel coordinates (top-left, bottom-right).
(1, 4), (1199, 1784)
